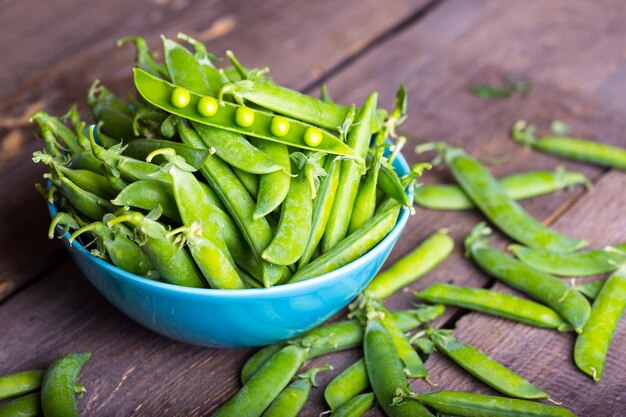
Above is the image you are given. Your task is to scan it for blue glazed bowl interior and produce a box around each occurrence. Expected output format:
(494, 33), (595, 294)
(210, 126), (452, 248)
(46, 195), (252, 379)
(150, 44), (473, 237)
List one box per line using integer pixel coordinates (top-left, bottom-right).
(49, 146), (412, 348)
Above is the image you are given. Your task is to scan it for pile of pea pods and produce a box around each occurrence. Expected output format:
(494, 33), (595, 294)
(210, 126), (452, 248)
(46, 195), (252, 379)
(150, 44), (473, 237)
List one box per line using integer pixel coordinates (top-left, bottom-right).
(33, 34), (418, 290)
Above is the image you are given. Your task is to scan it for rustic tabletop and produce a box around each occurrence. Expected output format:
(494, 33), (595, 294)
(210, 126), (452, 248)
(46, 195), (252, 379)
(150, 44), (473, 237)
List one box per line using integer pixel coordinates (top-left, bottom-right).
(1, 0), (625, 416)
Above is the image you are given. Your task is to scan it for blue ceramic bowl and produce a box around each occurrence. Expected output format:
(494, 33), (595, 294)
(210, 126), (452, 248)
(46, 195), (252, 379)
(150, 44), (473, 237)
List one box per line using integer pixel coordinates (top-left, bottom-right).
(49, 150), (412, 348)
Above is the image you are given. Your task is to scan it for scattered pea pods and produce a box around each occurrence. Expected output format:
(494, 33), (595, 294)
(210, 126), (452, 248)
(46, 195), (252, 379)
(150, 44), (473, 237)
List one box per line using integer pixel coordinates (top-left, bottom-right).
(427, 328), (548, 399)
(261, 365), (332, 417)
(509, 243), (626, 277)
(414, 283), (568, 330)
(407, 390), (578, 417)
(211, 344), (307, 417)
(512, 120), (626, 170)
(41, 352), (91, 417)
(417, 143), (587, 252)
(414, 168), (588, 210)
(0, 370), (43, 401)
(134, 68), (356, 158)
(330, 392), (375, 417)
(0, 393), (42, 417)
(324, 359), (369, 411)
(574, 264), (626, 381)
(465, 223), (591, 333)
(365, 229), (454, 299)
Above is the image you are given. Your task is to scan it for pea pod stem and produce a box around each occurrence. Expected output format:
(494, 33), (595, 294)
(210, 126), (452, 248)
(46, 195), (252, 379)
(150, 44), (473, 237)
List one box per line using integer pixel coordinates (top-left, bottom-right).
(465, 223), (591, 333)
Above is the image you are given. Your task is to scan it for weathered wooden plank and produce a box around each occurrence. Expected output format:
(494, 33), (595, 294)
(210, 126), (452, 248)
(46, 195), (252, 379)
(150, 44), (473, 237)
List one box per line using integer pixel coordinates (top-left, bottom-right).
(0, 0), (433, 301)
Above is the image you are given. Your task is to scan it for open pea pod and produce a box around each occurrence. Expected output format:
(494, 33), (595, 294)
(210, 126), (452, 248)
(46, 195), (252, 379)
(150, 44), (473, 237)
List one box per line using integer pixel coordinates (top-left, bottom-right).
(133, 68), (357, 159)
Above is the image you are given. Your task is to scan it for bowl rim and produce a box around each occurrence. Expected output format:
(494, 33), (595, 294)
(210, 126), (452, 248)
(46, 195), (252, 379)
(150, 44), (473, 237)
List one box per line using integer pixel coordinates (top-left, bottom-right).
(48, 144), (412, 299)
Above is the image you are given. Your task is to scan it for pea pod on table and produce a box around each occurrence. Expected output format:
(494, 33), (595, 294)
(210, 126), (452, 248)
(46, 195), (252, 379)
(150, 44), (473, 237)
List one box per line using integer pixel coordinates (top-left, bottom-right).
(417, 142), (586, 252)
(330, 392), (375, 417)
(465, 223), (590, 333)
(0, 370), (43, 401)
(0, 392), (42, 417)
(41, 352), (91, 417)
(325, 359), (369, 411)
(575, 280), (605, 300)
(574, 264), (626, 381)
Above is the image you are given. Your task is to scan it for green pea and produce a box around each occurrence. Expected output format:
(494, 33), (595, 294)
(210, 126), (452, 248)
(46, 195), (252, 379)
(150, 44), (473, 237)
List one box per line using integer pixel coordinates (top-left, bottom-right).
(236, 106), (255, 127)
(303, 126), (323, 147)
(270, 116), (290, 137)
(171, 86), (191, 108)
(197, 96), (219, 116)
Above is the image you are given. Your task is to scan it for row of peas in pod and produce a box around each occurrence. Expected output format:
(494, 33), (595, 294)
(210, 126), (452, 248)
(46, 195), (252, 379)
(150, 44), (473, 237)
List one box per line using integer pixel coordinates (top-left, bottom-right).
(34, 34), (422, 289)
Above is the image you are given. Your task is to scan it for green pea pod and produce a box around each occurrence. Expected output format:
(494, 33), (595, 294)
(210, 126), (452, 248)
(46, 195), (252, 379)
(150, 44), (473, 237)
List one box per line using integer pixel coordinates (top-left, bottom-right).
(261, 365), (332, 417)
(241, 343), (285, 385)
(512, 120), (626, 170)
(364, 318), (435, 417)
(212, 344), (307, 417)
(112, 180), (182, 223)
(419, 143), (587, 252)
(48, 212), (81, 239)
(41, 352), (91, 417)
(509, 243), (626, 277)
(108, 211), (205, 287)
(322, 93), (378, 252)
(49, 175), (115, 221)
(261, 169), (312, 268)
(30, 111), (84, 156)
(291, 203), (400, 283)
(0, 370), (43, 401)
(134, 69), (356, 158)
(233, 168), (259, 197)
(177, 120), (290, 285)
(415, 283), (567, 330)
(466, 224), (590, 333)
(428, 329), (548, 399)
(374, 153), (411, 206)
(118, 36), (167, 77)
(414, 168), (588, 210)
(123, 138), (213, 170)
(298, 156), (340, 268)
(365, 229), (454, 299)
(162, 36), (213, 96)
(169, 223), (245, 289)
(349, 146), (384, 233)
(219, 78), (386, 132)
(254, 141), (291, 218)
(325, 359), (369, 411)
(330, 392), (374, 417)
(193, 122), (285, 174)
(87, 80), (135, 141)
(0, 392), (42, 417)
(177, 33), (223, 96)
(409, 390), (578, 417)
(575, 280), (605, 300)
(574, 264), (626, 381)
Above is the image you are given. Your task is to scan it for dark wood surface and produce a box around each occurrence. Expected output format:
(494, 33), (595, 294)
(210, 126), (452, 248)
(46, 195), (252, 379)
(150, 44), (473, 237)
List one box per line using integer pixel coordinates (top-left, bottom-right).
(1, 0), (625, 415)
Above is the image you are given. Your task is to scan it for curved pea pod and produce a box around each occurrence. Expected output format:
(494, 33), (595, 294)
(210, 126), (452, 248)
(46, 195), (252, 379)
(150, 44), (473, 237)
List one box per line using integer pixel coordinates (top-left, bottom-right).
(298, 156), (341, 269)
(233, 168), (259, 197)
(162, 35), (213, 96)
(261, 365), (332, 417)
(512, 120), (626, 170)
(261, 169), (312, 268)
(365, 229), (454, 299)
(254, 141), (291, 218)
(41, 352), (91, 417)
(408, 390), (578, 417)
(575, 279), (605, 300)
(574, 264), (626, 381)
(49, 174), (115, 221)
(364, 318), (435, 417)
(415, 283), (568, 330)
(48, 212), (82, 239)
(219, 78), (386, 132)
(291, 202), (400, 283)
(325, 359), (369, 411)
(108, 211), (205, 287)
(0, 392), (42, 417)
(414, 168), (589, 210)
(87, 80), (135, 141)
(193, 122), (285, 174)
(168, 223), (245, 289)
(349, 146), (384, 233)
(112, 180), (181, 223)
(134, 69), (356, 158)
(374, 154), (411, 206)
(30, 111), (84, 156)
(465, 224), (591, 333)
(176, 33), (223, 96)
(69, 222), (155, 278)
(123, 138), (214, 170)
(428, 329), (548, 399)
(419, 143), (587, 252)
(241, 343), (285, 385)
(0, 370), (43, 401)
(330, 392), (374, 417)
(177, 120), (290, 286)
(509, 243), (626, 277)
(212, 344), (307, 417)
(322, 93), (378, 252)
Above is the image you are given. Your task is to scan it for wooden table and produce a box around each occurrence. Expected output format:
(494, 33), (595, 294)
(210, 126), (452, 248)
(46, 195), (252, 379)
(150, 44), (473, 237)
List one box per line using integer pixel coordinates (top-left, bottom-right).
(1, 0), (625, 415)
